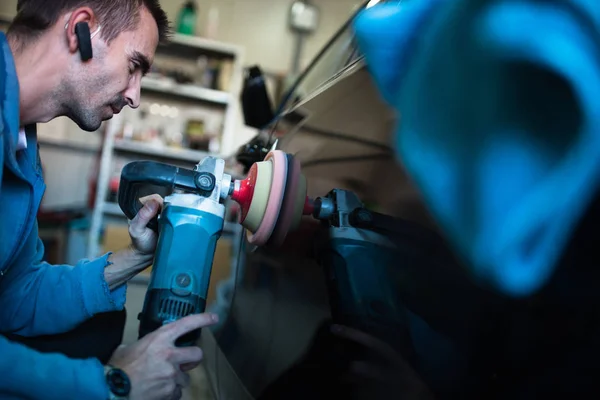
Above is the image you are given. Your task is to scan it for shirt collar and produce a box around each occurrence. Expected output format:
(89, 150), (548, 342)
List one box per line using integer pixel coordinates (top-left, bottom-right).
(17, 127), (27, 151)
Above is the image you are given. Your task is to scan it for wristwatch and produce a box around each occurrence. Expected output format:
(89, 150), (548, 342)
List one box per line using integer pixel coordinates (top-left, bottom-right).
(104, 365), (131, 400)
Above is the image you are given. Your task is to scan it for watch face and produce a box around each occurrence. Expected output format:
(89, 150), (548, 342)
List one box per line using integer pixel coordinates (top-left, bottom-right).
(107, 368), (131, 396)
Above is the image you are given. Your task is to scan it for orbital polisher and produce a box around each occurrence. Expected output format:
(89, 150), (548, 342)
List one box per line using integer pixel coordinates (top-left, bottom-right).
(119, 149), (413, 357)
(118, 150), (312, 345)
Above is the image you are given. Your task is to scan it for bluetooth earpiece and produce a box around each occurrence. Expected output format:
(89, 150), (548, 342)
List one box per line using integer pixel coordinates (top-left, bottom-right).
(65, 20), (102, 62)
(75, 22), (93, 61)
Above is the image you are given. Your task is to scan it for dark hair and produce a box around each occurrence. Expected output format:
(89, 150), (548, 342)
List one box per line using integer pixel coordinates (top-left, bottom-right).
(8, 0), (170, 46)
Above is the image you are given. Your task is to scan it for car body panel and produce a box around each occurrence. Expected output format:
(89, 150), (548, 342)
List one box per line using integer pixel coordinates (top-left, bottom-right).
(201, 1), (491, 399)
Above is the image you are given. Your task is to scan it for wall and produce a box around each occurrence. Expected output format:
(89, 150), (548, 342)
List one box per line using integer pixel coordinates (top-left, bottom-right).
(0, 0), (363, 73)
(0, 2), (15, 17)
(164, 0), (361, 73)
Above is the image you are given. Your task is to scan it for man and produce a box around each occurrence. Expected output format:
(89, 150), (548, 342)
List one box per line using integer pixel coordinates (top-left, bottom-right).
(0, 1), (217, 399)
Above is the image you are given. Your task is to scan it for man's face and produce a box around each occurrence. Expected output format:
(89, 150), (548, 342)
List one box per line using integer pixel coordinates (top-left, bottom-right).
(63, 7), (159, 131)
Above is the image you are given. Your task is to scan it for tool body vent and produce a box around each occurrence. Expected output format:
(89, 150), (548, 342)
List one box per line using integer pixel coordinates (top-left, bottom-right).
(159, 298), (195, 320)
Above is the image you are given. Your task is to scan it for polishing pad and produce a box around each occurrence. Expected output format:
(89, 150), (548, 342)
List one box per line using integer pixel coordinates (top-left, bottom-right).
(268, 153), (300, 247)
(247, 150), (288, 245)
(241, 161), (273, 232)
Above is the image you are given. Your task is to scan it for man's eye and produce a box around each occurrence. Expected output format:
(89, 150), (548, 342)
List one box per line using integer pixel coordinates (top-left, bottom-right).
(129, 63), (139, 74)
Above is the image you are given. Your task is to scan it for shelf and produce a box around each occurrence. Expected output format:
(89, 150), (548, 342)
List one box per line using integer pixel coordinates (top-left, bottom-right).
(168, 34), (242, 57)
(114, 139), (212, 163)
(103, 202), (124, 217)
(38, 136), (100, 153)
(0, 22), (12, 32)
(141, 77), (230, 105)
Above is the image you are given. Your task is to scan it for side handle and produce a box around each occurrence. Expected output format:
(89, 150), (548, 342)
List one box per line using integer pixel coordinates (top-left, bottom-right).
(118, 161), (198, 231)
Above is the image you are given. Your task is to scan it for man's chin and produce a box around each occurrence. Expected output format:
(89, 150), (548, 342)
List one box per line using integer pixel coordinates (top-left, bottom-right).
(63, 108), (105, 132)
(75, 119), (103, 132)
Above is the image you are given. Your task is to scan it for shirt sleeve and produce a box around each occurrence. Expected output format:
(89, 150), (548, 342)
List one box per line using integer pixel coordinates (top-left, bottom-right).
(0, 47), (4, 195)
(0, 131), (4, 194)
(0, 335), (110, 399)
(0, 233), (127, 337)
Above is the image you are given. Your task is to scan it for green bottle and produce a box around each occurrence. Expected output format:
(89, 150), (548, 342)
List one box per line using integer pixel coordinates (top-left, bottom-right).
(177, 1), (197, 35)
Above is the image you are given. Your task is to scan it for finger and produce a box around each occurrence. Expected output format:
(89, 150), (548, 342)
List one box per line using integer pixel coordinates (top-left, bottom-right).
(129, 199), (160, 236)
(170, 346), (203, 366)
(175, 371), (191, 388)
(331, 324), (400, 362)
(180, 361), (201, 372)
(139, 194), (164, 209)
(158, 313), (218, 342)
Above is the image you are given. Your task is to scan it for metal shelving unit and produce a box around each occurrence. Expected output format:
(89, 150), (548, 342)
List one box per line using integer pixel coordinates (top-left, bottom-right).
(38, 136), (100, 153)
(140, 77), (231, 105)
(113, 138), (211, 163)
(87, 35), (246, 263)
(102, 201), (125, 218)
(0, 14), (11, 32)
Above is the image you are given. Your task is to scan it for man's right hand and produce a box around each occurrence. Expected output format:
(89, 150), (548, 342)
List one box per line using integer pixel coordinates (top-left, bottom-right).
(108, 313), (218, 400)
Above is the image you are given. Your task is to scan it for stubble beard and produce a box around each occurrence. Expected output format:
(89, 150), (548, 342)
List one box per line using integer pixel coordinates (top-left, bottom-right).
(58, 73), (112, 132)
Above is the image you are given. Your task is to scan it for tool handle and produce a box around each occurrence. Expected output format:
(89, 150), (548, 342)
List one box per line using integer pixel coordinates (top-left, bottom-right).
(138, 205), (223, 346)
(118, 161), (198, 231)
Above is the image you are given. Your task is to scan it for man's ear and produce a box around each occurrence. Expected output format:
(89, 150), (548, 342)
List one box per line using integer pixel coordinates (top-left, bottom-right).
(64, 7), (100, 59)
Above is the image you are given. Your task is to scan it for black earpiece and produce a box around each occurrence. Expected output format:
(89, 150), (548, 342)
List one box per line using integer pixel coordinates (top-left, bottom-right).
(75, 22), (93, 61)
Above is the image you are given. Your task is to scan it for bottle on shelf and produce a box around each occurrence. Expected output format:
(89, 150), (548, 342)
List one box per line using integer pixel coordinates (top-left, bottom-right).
(177, 1), (198, 36)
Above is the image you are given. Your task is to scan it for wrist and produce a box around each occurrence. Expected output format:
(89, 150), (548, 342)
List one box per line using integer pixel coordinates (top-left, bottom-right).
(107, 246), (153, 270)
(127, 244), (154, 264)
(104, 248), (153, 289)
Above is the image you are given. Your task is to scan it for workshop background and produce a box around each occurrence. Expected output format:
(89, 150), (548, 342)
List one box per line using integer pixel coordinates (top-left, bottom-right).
(0, 1), (362, 399)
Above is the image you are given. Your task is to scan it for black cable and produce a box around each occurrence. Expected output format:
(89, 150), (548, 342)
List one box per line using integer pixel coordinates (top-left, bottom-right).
(267, 116), (281, 149)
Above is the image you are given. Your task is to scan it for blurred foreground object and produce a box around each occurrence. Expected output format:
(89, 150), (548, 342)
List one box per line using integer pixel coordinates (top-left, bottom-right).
(354, 0), (600, 296)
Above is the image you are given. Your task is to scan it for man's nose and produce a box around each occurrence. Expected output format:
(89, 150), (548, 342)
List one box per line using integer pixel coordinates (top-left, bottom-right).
(124, 79), (142, 109)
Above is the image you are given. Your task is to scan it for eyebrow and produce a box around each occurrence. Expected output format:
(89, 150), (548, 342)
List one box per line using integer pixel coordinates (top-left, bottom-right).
(131, 51), (151, 76)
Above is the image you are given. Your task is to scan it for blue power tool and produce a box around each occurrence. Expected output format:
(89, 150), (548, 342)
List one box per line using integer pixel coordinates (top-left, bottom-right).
(118, 150), (311, 345)
(118, 152), (415, 353)
(119, 157), (234, 345)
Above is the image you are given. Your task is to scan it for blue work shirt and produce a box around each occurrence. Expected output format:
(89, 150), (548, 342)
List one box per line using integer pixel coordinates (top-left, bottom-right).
(0, 32), (126, 399)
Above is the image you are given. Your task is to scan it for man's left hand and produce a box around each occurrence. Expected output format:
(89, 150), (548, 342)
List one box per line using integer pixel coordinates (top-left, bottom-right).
(128, 194), (164, 255)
